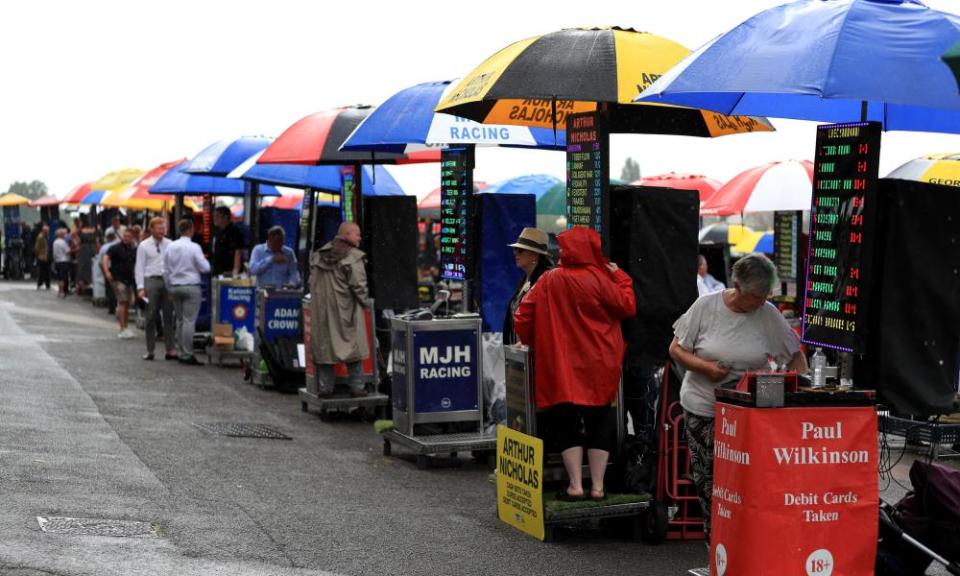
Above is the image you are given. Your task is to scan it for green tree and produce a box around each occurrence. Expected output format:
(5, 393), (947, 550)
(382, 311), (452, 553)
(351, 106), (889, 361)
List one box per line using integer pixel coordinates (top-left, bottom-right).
(620, 157), (640, 182)
(6, 180), (48, 200)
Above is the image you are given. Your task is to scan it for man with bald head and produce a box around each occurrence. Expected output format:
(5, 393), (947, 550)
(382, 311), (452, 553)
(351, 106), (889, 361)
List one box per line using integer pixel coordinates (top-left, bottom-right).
(309, 221), (370, 397)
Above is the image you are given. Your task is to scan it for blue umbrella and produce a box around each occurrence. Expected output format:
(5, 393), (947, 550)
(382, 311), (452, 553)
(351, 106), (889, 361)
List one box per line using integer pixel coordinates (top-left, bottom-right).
(228, 151), (404, 195)
(636, 0), (960, 133)
(341, 80), (566, 153)
(150, 161), (279, 196)
(755, 232), (774, 255)
(182, 136), (273, 176)
(483, 174), (563, 199)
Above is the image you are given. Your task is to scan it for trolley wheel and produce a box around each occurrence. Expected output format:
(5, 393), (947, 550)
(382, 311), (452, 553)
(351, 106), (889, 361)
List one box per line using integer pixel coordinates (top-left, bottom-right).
(301, 401), (308, 413)
(383, 439), (392, 457)
(416, 454), (430, 470)
(640, 501), (669, 544)
(449, 451), (458, 459)
(318, 410), (330, 422)
(361, 407), (377, 423)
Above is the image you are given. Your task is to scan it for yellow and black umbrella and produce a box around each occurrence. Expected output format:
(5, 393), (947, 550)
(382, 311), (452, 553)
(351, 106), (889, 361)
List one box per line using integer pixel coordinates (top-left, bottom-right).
(436, 27), (773, 137)
(887, 153), (960, 187)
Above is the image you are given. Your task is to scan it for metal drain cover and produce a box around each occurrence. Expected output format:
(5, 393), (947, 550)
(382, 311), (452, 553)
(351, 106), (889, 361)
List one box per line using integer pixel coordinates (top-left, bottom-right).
(193, 422), (292, 440)
(37, 516), (159, 538)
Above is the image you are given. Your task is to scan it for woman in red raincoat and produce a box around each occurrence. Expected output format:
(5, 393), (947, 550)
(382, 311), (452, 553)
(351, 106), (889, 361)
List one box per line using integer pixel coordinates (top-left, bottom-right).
(514, 227), (635, 501)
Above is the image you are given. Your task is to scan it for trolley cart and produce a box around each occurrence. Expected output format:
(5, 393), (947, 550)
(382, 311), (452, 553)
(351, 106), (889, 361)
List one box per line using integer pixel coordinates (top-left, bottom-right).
(245, 288), (304, 391)
(542, 497), (654, 543)
(299, 296), (386, 419)
(206, 277), (256, 367)
(382, 314), (496, 467)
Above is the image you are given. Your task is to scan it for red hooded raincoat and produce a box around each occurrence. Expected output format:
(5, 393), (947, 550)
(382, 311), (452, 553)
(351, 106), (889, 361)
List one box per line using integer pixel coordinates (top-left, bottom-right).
(514, 227), (636, 409)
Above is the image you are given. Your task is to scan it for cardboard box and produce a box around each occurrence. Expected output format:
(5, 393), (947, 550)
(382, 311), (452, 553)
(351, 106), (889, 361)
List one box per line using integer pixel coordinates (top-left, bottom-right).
(213, 323), (234, 350)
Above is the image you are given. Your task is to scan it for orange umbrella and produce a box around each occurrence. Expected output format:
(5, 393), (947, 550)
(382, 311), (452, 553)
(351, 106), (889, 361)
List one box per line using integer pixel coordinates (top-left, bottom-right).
(103, 159), (190, 211)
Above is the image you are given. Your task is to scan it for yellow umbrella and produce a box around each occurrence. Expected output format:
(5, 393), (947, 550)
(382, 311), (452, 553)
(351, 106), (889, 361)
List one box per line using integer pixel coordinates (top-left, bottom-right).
(436, 27), (774, 137)
(90, 168), (145, 206)
(0, 193), (31, 207)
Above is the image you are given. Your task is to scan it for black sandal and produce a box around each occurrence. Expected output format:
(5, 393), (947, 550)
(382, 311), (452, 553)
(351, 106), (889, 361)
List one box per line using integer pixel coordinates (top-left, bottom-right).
(556, 488), (585, 502)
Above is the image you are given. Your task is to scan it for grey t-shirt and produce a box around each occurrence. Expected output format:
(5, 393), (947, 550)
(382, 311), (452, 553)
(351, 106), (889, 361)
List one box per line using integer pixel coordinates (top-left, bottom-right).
(673, 292), (801, 417)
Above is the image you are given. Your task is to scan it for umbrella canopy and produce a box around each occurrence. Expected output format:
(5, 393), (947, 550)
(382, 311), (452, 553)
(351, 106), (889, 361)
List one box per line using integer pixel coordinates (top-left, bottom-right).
(731, 229), (773, 255)
(887, 152), (960, 186)
(89, 168), (145, 206)
(637, 0), (960, 133)
(262, 190), (339, 212)
(436, 27), (774, 137)
(62, 182), (93, 204)
(418, 182), (488, 218)
(633, 172), (722, 205)
(150, 161), (279, 196)
(702, 160), (814, 216)
(103, 159), (193, 210)
(699, 222), (755, 245)
(230, 151), (404, 195)
(78, 190), (109, 205)
(483, 174), (562, 199)
(259, 106), (440, 166)
(0, 193), (30, 207)
(342, 80), (566, 152)
(182, 136), (273, 176)
(28, 195), (62, 208)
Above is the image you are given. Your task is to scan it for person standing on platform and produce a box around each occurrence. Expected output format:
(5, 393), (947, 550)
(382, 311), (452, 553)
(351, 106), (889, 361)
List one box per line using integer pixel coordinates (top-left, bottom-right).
(212, 206), (244, 277)
(164, 219), (210, 365)
(669, 253), (806, 539)
(309, 222), (369, 397)
(136, 217), (175, 361)
(103, 228), (138, 339)
(514, 227), (636, 502)
(34, 225), (50, 290)
(52, 228), (71, 298)
(248, 226), (300, 289)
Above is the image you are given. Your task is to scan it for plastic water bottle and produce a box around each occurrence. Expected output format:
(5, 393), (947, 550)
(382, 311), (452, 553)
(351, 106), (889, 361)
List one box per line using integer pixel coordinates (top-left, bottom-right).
(811, 348), (827, 389)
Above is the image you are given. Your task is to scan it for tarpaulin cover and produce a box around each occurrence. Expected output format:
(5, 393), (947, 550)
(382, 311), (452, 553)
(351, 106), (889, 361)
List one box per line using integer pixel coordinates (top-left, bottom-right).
(362, 196), (419, 311)
(471, 192), (535, 333)
(860, 179), (960, 416)
(610, 185), (699, 363)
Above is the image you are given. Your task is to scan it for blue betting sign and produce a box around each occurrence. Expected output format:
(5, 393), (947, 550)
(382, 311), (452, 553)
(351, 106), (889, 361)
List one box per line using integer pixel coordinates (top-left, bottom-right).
(218, 284), (256, 335)
(412, 328), (479, 413)
(260, 294), (301, 343)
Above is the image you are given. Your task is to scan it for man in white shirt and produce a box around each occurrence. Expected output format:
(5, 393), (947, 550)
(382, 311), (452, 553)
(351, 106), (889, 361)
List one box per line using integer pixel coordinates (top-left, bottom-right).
(136, 217), (175, 361)
(163, 219), (210, 365)
(697, 254), (726, 297)
(52, 228), (72, 298)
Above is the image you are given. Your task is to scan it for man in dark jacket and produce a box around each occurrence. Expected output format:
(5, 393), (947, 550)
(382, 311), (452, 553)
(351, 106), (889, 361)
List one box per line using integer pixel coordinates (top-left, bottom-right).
(103, 228), (138, 339)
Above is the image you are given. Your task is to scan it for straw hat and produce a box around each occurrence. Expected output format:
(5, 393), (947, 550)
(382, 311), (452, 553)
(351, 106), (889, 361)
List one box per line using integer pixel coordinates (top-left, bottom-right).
(507, 227), (550, 256)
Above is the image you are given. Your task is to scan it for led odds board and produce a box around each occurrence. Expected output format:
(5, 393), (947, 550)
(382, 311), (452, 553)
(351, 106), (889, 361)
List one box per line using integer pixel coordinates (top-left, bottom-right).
(566, 111), (609, 239)
(439, 147), (475, 281)
(802, 122), (881, 353)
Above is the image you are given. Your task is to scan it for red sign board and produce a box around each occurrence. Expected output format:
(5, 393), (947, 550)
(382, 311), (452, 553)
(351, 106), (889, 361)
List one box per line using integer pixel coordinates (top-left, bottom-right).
(711, 404), (878, 576)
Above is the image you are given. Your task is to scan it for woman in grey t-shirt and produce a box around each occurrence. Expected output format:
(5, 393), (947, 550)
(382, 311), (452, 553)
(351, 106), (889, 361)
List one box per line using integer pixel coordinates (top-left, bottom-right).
(668, 253), (807, 538)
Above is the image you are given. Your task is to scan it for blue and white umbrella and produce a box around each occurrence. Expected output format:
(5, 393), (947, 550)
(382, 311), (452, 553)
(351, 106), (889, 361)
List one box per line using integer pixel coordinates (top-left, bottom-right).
(150, 161), (279, 196)
(636, 0), (960, 133)
(483, 174), (563, 199)
(228, 151), (404, 196)
(182, 136), (274, 176)
(341, 80), (566, 153)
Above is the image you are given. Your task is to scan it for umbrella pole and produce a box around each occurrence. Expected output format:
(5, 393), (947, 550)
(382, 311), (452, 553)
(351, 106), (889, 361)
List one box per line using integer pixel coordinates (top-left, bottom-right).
(860, 100), (868, 123)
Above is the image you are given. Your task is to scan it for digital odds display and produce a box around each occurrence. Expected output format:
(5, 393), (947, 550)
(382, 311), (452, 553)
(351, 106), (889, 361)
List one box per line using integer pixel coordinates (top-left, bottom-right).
(565, 111), (609, 237)
(439, 147), (474, 281)
(774, 210), (802, 283)
(340, 165), (358, 224)
(801, 121), (881, 353)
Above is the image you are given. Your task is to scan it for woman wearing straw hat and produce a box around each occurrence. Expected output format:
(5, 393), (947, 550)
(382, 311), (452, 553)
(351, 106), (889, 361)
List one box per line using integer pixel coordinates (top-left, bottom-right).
(503, 227), (553, 345)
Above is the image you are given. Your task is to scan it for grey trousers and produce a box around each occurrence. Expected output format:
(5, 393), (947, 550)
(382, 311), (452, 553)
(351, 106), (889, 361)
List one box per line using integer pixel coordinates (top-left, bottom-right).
(144, 277), (174, 354)
(170, 284), (202, 359)
(317, 361), (364, 393)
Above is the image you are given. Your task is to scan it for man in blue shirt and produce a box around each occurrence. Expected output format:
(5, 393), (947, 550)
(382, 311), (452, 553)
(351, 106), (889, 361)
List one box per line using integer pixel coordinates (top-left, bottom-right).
(248, 226), (300, 289)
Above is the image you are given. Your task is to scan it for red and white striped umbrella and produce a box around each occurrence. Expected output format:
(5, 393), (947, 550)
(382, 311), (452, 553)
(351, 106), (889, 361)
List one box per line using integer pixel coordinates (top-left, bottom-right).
(701, 160), (813, 216)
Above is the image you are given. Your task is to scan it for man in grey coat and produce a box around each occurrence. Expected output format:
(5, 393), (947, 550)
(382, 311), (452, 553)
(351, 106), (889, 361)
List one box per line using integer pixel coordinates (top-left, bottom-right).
(309, 221), (369, 397)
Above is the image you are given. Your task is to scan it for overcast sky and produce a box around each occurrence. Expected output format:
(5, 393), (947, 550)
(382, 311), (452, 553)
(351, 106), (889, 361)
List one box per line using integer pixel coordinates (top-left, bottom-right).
(1, 0), (958, 200)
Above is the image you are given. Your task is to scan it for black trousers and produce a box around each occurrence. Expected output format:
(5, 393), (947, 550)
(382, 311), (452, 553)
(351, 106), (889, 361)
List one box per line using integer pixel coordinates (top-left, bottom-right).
(36, 260), (50, 289)
(545, 403), (617, 453)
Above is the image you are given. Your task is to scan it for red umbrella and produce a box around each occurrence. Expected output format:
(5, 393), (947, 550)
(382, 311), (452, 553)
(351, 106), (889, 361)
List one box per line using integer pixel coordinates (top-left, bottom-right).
(29, 195), (63, 208)
(632, 172), (722, 206)
(62, 182), (93, 204)
(259, 105), (440, 166)
(702, 160), (814, 216)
